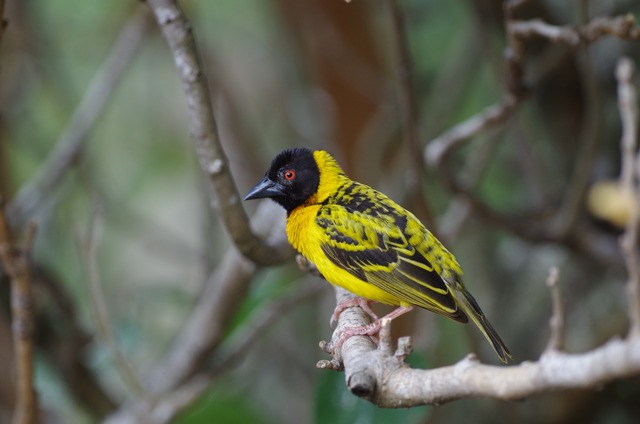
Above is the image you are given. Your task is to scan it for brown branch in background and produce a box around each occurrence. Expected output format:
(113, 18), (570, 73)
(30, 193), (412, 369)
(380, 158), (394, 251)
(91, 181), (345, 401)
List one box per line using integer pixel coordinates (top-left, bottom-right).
(544, 266), (565, 353)
(386, 0), (433, 228)
(145, 0), (293, 266)
(616, 57), (640, 337)
(6, 7), (154, 226)
(0, 203), (38, 424)
(79, 210), (147, 398)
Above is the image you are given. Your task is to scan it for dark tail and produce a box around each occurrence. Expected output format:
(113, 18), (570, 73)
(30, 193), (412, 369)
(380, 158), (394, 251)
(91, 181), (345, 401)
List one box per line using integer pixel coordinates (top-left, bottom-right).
(453, 284), (512, 364)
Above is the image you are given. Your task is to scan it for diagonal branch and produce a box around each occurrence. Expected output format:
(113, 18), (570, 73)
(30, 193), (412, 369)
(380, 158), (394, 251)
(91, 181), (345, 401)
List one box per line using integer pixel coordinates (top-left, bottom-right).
(145, 0), (293, 266)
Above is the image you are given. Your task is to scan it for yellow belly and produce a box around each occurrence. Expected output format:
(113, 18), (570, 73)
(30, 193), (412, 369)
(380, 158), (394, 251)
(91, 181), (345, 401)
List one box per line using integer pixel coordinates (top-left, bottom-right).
(286, 205), (402, 306)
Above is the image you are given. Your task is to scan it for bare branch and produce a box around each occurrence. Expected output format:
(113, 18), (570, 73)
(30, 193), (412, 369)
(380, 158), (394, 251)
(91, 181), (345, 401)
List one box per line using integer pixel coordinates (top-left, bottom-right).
(544, 266), (565, 353)
(145, 0), (293, 266)
(7, 7), (153, 225)
(322, 286), (640, 408)
(0, 204), (39, 424)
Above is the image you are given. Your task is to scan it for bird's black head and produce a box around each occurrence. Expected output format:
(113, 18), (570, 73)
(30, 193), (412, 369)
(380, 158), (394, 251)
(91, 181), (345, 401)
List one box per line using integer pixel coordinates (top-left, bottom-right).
(244, 147), (320, 213)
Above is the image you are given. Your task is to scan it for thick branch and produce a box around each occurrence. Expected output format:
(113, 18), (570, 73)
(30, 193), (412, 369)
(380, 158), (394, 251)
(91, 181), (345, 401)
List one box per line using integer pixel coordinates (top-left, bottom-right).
(145, 0), (293, 266)
(324, 287), (640, 407)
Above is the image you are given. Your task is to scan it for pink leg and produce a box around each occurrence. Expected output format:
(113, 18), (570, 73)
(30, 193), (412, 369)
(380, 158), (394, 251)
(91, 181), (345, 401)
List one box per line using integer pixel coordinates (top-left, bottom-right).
(330, 297), (379, 327)
(328, 305), (414, 353)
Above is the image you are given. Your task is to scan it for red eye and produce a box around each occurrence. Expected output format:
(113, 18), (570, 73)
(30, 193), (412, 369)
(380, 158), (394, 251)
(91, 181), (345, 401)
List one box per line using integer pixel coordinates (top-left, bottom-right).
(284, 169), (296, 181)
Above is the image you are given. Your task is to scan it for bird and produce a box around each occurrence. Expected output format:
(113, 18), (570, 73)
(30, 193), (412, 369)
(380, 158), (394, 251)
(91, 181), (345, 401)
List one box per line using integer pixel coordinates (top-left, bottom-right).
(244, 147), (512, 363)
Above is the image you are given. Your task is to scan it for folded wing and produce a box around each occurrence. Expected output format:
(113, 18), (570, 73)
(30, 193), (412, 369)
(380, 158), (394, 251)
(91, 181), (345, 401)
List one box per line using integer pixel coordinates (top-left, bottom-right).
(316, 199), (467, 323)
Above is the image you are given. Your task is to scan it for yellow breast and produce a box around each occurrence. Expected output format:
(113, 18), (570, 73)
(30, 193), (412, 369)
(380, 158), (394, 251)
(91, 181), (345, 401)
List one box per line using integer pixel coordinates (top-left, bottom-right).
(286, 205), (403, 306)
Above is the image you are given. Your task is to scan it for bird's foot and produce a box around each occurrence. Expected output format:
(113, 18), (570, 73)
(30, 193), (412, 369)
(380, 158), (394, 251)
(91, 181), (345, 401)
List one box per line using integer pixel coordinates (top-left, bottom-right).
(329, 297), (378, 327)
(323, 305), (414, 355)
(322, 319), (383, 354)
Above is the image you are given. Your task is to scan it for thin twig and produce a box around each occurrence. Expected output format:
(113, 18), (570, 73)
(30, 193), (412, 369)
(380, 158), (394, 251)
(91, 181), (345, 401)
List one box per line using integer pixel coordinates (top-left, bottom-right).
(7, 7), (154, 225)
(145, 0), (293, 266)
(0, 203), (39, 424)
(79, 209), (147, 398)
(616, 57), (640, 337)
(544, 266), (565, 353)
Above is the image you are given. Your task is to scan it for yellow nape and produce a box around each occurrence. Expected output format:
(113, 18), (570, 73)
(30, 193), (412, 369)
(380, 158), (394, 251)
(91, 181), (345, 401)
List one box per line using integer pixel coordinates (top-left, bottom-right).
(311, 150), (349, 204)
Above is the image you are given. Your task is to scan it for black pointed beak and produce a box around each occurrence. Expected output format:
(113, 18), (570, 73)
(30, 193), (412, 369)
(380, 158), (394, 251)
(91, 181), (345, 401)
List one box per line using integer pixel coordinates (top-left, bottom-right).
(244, 176), (285, 200)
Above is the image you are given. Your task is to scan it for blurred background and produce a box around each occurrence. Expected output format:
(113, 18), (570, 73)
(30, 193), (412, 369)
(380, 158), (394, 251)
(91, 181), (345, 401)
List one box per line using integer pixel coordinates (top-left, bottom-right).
(1, 0), (640, 423)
